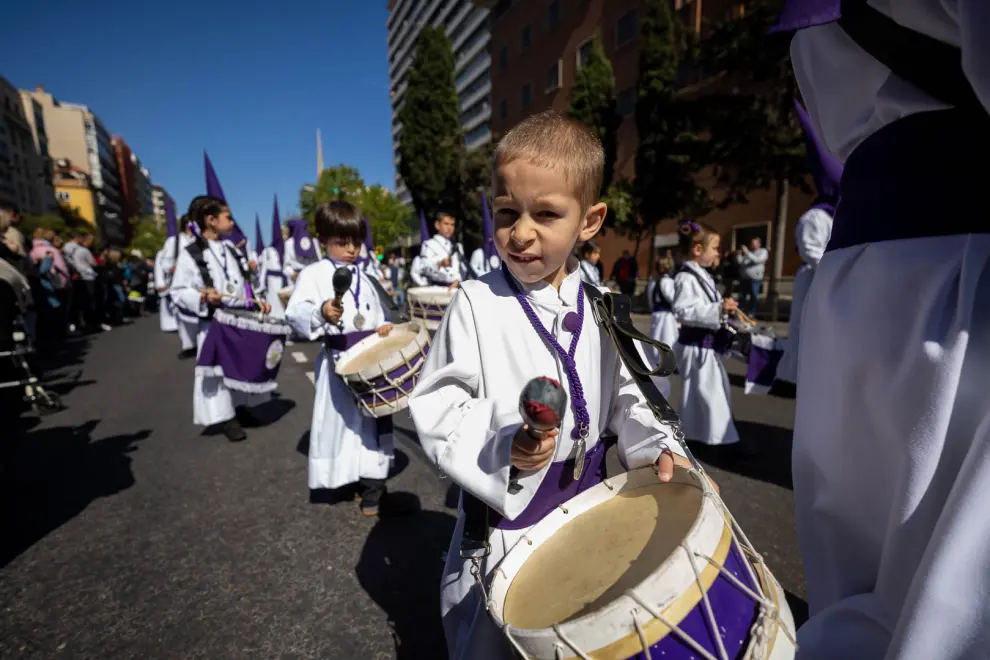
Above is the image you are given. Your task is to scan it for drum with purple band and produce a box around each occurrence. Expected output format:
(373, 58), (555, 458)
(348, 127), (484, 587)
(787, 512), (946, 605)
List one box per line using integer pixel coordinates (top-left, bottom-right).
(407, 286), (454, 330)
(487, 466), (797, 659)
(195, 309), (292, 393)
(334, 321), (431, 418)
(277, 285), (294, 308)
(729, 326), (784, 396)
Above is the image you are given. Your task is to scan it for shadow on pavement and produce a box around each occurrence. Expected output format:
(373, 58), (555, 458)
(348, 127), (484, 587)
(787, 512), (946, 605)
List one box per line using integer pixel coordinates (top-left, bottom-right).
(690, 420), (794, 490)
(0, 419), (150, 568)
(356, 505), (456, 660)
(785, 589), (810, 628)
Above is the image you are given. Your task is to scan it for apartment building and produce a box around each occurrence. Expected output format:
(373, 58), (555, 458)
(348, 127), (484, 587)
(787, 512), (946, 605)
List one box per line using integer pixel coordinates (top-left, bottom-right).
(0, 76), (55, 215)
(152, 184), (174, 228)
(387, 0), (493, 205)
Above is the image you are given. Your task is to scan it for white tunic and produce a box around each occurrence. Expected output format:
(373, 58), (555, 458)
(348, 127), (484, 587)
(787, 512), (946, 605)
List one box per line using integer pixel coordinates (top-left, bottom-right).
(647, 274), (679, 358)
(776, 208), (832, 385)
(153, 246), (178, 333)
(284, 259), (392, 490)
(282, 238), (322, 281)
(409, 255), (428, 287)
(791, 5), (990, 659)
(578, 259), (603, 286)
(469, 247), (501, 278)
(408, 266), (678, 660)
(671, 261), (739, 446)
(169, 238), (269, 426)
(421, 235), (467, 284)
(156, 234), (197, 349)
(259, 246), (288, 318)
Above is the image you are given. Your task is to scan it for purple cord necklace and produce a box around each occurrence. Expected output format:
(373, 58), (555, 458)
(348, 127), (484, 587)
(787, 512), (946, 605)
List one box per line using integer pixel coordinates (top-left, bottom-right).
(502, 264), (590, 480)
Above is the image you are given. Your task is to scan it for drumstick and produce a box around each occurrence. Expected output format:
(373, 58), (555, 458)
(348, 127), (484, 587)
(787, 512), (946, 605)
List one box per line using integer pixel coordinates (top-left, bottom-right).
(735, 310), (758, 327)
(199, 289), (267, 308)
(331, 267), (353, 330)
(512, 377), (568, 493)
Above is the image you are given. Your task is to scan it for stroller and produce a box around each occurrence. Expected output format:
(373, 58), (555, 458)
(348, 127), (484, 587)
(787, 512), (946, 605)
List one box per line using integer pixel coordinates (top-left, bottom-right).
(0, 288), (64, 416)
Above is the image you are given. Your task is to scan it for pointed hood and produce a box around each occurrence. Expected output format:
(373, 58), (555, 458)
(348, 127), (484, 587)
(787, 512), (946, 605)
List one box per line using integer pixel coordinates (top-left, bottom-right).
(794, 99), (843, 210)
(165, 197), (178, 239)
(204, 151), (248, 247)
(479, 187), (496, 261)
(254, 213), (265, 254)
(419, 209), (430, 244)
(270, 195), (284, 265)
(287, 218), (317, 259)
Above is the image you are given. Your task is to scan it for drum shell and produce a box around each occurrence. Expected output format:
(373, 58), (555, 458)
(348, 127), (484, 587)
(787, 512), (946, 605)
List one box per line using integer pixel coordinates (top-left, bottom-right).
(407, 286), (454, 330)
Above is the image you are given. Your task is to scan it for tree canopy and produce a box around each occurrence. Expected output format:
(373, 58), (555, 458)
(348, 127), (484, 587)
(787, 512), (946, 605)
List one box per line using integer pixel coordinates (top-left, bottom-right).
(568, 35), (620, 195)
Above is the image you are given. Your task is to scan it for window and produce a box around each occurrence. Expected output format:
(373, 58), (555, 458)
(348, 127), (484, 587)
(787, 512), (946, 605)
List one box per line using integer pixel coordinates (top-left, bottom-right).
(521, 23), (532, 52)
(616, 9), (638, 48)
(499, 45), (508, 71)
(521, 83), (533, 109)
(576, 38), (594, 69)
(547, 0), (560, 29)
(499, 99), (508, 121)
(56, 191), (70, 203)
(617, 87), (636, 116)
(546, 60), (561, 92)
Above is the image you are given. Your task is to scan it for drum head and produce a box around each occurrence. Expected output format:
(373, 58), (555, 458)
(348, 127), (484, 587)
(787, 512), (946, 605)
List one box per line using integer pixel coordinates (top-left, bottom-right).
(503, 482), (702, 630)
(335, 323), (424, 376)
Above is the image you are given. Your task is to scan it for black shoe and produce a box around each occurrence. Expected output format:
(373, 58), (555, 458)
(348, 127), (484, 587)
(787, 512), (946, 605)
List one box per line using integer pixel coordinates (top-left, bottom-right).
(178, 348), (196, 360)
(235, 405), (262, 428)
(360, 491), (419, 518)
(223, 419), (247, 442)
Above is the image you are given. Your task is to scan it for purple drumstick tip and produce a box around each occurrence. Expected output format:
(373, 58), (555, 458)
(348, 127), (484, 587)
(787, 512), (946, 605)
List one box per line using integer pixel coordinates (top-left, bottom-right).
(519, 376), (568, 431)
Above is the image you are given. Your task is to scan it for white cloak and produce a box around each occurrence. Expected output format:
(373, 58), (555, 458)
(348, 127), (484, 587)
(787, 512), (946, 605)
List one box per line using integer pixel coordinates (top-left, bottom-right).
(409, 255), (428, 287)
(169, 238), (269, 426)
(259, 246), (288, 318)
(790, 5), (990, 658)
(421, 235), (467, 285)
(578, 259), (603, 287)
(154, 246), (178, 333)
(776, 207), (832, 386)
(156, 234), (198, 350)
(283, 238), (322, 282)
(284, 259), (392, 490)
(408, 265), (678, 660)
(469, 247), (501, 279)
(672, 261), (739, 446)
(647, 274), (679, 357)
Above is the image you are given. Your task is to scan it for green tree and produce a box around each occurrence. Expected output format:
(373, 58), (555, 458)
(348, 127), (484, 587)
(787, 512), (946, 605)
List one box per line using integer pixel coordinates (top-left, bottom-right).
(396, 27), (462, 221)
(568, 35), (620, 194)
(356, 184), (416, 250)
(696, 0), (809, 319)
(128, 215), (167, 259)
(299, 164), (366, 232)
(20, 214), (73, 241)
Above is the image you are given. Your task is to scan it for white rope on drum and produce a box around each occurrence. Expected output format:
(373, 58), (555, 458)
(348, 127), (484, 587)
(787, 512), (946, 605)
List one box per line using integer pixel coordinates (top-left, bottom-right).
(625, 588), (720, 660)
(684, 543), (730, 660)
(632, 614), (653, 660)
(551, 625), (595, 660)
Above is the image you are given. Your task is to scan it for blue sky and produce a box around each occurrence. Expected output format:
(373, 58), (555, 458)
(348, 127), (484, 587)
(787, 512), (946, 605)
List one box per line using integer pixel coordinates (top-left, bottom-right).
(0, 1), (394, 243)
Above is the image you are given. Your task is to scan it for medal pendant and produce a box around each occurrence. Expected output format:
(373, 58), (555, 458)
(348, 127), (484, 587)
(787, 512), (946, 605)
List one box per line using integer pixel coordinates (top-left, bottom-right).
(573, 437), (587, 481)
(353, 313), (366, 330)
(226, 283), (235, 294)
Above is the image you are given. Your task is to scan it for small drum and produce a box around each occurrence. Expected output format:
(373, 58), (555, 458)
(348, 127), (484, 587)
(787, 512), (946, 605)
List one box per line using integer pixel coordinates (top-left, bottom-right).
(334, 321), (431, 418)
(277, 285), (294, 308)
(729, 326), (784, 395)
(407, 286), (454, 330)
(196, 309), (292, 393)
(488, 466), (797, 659)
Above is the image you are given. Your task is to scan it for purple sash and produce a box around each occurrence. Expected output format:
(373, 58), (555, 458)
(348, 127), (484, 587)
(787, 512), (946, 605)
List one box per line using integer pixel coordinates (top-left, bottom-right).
(490, 440), (609, 531)
(324, 330), (375, 353)
(195, 310), (291, 393)
(678, 326), (734, 355)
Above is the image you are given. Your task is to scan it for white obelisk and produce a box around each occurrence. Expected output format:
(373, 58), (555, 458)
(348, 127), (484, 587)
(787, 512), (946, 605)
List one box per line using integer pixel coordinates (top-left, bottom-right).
(316, 129), (324, 178)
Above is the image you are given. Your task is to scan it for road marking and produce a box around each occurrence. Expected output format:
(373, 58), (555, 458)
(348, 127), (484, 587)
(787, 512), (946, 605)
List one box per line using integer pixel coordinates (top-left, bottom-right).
(306, 371), (315, 385)
(292, 351), (307, 364)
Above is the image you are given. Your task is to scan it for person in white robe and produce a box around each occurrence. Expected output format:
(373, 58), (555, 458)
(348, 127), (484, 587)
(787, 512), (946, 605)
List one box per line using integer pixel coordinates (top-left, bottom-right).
(577, 242), (603, 286)
(469, 190), (502, 279)
(153, 246), (178, 333)
(409, 112), (688, 660)
(169, 196), (272, 442)
(408, 255), (428, 287)
(646, 256), (678, 361)
(672, 224), (739, 447)
(468, 246), (501, 279)
(777, 3), (990, 658)
(420, 212), (467, 286)
(282, 218), (322, 282)
(285, 201), (411, 518)
(156, 221), (198, 355)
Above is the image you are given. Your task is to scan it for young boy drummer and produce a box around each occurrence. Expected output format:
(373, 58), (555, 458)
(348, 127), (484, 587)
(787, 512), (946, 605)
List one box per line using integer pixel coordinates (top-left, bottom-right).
(285, 201), (410, 517)
(409, 111), (692, 660)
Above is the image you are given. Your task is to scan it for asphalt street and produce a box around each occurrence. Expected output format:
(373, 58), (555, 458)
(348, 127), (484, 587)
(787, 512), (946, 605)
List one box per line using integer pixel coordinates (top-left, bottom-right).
(1, 313), (805, 659)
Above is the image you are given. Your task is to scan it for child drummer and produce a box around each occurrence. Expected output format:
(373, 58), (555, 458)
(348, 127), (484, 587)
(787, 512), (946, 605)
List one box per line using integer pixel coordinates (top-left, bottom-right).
(169, 195), (272, 443)
(408, 111), (696, 660)
(285, 201), (412, 518)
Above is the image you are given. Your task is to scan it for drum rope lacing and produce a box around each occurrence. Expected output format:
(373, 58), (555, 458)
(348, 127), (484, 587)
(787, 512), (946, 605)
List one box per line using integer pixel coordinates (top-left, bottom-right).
(496, 468), (797, 659)
(345, 330), (430, 416)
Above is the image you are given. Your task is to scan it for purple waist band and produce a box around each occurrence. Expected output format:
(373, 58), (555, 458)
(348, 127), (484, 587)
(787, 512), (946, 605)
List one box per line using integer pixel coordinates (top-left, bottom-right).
(490, 440), (608, 531)
(324, 330), (375, 352)
(678, 326), (733, 355)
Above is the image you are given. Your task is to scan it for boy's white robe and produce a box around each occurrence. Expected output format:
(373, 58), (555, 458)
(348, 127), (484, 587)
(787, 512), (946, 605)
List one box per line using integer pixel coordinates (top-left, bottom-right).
(284, 259), (392, 490)
(789, 5), (990, 659)
(776, 207), (832, 386)
(420, 234), (467, 284)
(258, 246), (287, 318)
(578, 259), (603, 287)
(282, 238), (322, 282)
(469, 247), (501, 278)
(156, 234), (197, 350)
(409, 266), (678, 660)
(409, 255), (428, 287)
(647, 274), (679, 356)
(169, 238), (269, 426)
(672, 261), (739, 446)
(153, 247), (178, 332)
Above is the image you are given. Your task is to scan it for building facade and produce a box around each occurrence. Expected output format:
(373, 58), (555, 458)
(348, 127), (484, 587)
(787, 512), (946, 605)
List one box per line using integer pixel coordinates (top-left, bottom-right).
(152, 184), (173, 228)
(22, 86), (126, 245)
(52, 159), (97, 226)
(111, 135), (154, 221)
(0, 76), (55, 216)
(387, 0), (493, 205)
(477, 0), (812, 278)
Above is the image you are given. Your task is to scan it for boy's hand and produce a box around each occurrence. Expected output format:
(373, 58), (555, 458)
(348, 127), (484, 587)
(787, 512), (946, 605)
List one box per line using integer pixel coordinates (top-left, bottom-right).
(722, 298), (738, 314)
(321, 299), (343, 325)
(511, 426), (558, 471)
(448, 280), (460, 291)
(376, 323), (394, 337)
(655, 448), (718, 493)
(248, 259), (258, 273)
(439, 257), (452, 268)
(203, 288), (224, 306)
(258, 301), (272, 314)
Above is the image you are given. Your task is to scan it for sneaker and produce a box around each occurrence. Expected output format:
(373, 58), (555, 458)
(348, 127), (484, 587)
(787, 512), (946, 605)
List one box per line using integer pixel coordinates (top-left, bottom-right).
(178, 348), (196, 360)
(101, 323), (112, 332)
(235, 406), (262, 428)
(222, 419), (247, 442)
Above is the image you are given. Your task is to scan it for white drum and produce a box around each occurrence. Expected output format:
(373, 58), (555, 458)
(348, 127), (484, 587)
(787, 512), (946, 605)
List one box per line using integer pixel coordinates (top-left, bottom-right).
(487, 466), (797, 660)
(334, 321), (431, 418)
(407, 285), (454, 330)
(277, 285), (294, 308)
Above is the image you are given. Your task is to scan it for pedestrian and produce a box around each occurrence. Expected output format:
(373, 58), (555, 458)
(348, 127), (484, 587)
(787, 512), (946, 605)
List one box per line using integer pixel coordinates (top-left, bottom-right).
(610, 249), (638, 296)
(734, 237), (768, 317)
(284, 201), (410, 518)
(672, 221), (740, 447)
(29, 228), (71, 345)
(776, 3), (990, 659)
(102, 248), (127, 327)
(0, 202), (30, 275)
(577, 242), (603, 286)
(62, 231), (98, 332)
(408, 110), (687, 660)
(647, 255), (678, 359)
(169, 195), (272, 443)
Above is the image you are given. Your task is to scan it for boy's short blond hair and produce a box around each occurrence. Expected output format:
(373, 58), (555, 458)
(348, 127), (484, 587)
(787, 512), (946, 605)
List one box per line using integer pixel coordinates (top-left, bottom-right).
(494, 110), (604, 209)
